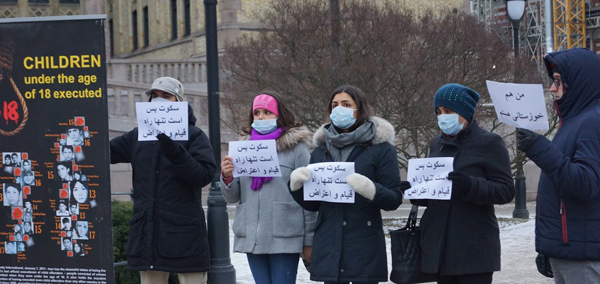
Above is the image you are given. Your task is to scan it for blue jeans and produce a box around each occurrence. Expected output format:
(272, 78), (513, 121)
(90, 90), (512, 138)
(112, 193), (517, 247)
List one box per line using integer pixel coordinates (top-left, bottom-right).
(247, 253), (300, 284)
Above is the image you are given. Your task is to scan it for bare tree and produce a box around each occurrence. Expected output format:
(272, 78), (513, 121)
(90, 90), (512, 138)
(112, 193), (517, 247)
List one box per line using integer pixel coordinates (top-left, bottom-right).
(221, 0), (546, 169)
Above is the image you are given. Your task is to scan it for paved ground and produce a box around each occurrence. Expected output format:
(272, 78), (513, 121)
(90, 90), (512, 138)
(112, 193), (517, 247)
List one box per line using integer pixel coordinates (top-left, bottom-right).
(224, 201), (555, 284)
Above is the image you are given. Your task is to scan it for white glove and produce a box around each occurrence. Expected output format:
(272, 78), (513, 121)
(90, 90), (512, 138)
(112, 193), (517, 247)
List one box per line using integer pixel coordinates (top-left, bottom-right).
(346, 173), (376, 201)
(290, 167), (311, 191)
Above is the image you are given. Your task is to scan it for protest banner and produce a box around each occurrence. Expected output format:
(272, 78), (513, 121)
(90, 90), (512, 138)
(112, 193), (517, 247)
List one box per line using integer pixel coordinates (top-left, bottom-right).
(0, 16), (114, 283)
(405, 157), (454, 200)
(136, 102), (189, 141)
(486, 80), (550, 130)
(228, 140), (282, 178)
(304, 162), (355, 203)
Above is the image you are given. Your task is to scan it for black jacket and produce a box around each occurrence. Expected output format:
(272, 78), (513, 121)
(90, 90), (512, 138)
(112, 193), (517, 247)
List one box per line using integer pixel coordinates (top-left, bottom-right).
(291, 117), (403, 282)
(412, 120), (514, 275)
(110, 105), (216, 272)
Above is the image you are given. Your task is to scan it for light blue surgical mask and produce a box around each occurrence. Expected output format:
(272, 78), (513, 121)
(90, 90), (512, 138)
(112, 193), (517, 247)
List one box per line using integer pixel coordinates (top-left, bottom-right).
(330, 106), (357, 129)
(151, 97), (170, 103)
(252, 119), (278, 134)
(437, 114), (465, 135)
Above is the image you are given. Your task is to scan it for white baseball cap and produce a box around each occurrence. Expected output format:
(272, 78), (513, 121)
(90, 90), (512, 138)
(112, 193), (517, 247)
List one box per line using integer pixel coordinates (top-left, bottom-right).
(145, 77), (184, 101)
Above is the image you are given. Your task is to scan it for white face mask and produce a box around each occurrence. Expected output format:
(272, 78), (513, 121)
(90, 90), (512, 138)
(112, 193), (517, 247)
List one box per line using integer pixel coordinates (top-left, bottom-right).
(251, 119), (278, 134)
(330, 106), (357, 129)
(151, 97), (170, 103)
(437, 113), (465, 135)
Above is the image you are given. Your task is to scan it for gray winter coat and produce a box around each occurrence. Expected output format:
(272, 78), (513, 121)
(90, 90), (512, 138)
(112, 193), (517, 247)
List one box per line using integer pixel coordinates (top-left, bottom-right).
(220, 126), (317, 254)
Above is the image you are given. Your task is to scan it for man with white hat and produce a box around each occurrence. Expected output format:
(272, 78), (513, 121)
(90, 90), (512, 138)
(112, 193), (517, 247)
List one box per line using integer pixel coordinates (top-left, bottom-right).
(111, 76), (216, 284)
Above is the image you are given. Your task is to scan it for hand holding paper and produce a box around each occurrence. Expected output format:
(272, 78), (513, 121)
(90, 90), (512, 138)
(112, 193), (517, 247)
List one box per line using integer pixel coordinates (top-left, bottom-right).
(516, 128), (540, 152)
(346, 173), (376, 201)
(290, 167), (311, 191)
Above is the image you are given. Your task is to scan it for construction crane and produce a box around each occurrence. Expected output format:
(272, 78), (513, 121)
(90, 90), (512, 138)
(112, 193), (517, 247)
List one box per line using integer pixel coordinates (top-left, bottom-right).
(553, 0), (586, 51)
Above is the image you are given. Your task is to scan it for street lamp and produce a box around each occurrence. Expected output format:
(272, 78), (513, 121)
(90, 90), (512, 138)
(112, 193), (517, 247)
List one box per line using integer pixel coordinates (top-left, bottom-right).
(204, 0), (236, 283)
(506, 0), (530, 219)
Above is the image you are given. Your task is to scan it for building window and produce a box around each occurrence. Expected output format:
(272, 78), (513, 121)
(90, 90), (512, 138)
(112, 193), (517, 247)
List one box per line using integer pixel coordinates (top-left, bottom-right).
(59, 0), (80, 3)
(143, 6), (149, 47)
(171, 0), (178, 40)
(28, 0), (49, 3)
(184, 0), (191, 36)
(0, 0), (18, 3)
(109, 19), (114, 57)
(132, 10), (138, 51)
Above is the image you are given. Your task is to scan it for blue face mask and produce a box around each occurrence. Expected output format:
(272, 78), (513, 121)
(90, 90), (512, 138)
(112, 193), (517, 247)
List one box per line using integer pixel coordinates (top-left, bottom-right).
(252, 119), (278, 134)
(330, 106), (357, 129)
(437, 114), (465, 135)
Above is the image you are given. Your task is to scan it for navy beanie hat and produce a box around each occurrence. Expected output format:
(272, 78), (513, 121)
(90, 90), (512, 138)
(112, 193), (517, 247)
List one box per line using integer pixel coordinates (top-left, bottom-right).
(433, 83), (481, 121)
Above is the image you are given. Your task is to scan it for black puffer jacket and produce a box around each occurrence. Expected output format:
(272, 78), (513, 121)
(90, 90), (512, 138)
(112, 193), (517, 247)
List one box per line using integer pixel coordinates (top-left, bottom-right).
(412, 120), (514, 275)
(290, 117), (403, 283)
(110, 105), (216, 272)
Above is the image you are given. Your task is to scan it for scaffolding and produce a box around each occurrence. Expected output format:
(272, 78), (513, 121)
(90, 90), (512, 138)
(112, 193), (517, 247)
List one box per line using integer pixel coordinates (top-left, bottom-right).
(553, 0), (586, 50)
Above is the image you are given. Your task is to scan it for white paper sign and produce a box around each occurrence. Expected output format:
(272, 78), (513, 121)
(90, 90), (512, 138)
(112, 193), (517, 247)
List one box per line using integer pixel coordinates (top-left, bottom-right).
(228, 140), (282, 177)
(404, 157), (454, 200)
(303, 162), (355, 203)
(136, 102), (189, 141)
(486, 80), (550, 130)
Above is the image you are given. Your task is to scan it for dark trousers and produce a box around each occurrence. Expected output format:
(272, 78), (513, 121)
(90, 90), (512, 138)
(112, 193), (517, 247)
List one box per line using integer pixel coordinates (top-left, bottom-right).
(325, 281), (377, 284)
(437, 272), (493, 284)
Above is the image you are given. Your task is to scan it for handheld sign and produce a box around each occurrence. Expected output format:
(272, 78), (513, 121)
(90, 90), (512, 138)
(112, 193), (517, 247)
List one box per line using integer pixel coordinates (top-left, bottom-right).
(304, 162), (355, 203)
(136, 102), (189, 141)
(405, 157), (454, 200)
(486, 80), (549, 130)
(228, 140), (282, 178)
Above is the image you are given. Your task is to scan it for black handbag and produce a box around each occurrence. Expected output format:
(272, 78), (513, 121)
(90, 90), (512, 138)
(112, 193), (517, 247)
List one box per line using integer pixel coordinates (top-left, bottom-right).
(389, 204), (437, 284)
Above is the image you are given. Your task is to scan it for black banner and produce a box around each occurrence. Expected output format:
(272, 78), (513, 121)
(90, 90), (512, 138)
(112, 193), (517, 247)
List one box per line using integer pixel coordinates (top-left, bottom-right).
(0, 16), (114, 283)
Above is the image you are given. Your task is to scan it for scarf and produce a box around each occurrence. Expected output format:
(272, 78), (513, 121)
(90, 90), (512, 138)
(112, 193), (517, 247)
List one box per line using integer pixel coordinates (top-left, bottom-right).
(249, 128), (283, 190)
(324, 120), (376, 162)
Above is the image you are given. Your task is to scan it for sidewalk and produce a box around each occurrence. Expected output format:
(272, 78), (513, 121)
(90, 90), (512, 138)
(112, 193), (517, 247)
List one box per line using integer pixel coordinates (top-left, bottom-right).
(224, 201), (553, 283)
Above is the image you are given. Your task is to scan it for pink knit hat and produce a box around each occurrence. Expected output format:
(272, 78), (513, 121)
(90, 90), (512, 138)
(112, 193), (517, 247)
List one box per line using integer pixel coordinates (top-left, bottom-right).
(252, 94), (279, 116)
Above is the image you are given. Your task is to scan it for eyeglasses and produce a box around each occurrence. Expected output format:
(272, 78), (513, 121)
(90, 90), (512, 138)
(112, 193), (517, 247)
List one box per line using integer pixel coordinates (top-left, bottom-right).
(552, 77), (561, 88)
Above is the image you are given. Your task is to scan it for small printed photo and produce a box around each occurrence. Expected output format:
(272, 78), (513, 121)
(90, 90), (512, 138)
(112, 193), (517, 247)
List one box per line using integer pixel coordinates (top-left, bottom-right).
(9, 153), (21, 168)
(56, 199), (69, 216)
(56, 161), (73, 182)
(61, 216), (72, 231)
(21, 159), (32, 172)
(73, 221), (89, 240)
(73, 170), (86, 182)
(3, 183), (23, 207)
(66, 127), (84, 146)
(23, 201), (32, 213)
(61, 237), (73, 251)
(60, 145), (74, 161)
(19, 171), (35, 186)
(14, 223), (23, 234)
(3, 153), (14, 167)
(70, 181), (89, 204)
(22, 222), (33, 235)
(73, 242), (85, 256)
(69, 203), (79, 215)
(83, 131), (90, 139)
(23, 212), (33, 223)
(4, 241), (16, 254)
(14, 232), (23, 242)
(17, 242), (25, 252)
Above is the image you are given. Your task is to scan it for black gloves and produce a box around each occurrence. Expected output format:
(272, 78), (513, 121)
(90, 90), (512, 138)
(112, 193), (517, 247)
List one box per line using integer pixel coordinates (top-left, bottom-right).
(447, 171), (471, 198)
(535, 253), (553, 278)
(516, 128), (540, 153)
(400, 181), (412, 193)
(157, 133), (184, 161)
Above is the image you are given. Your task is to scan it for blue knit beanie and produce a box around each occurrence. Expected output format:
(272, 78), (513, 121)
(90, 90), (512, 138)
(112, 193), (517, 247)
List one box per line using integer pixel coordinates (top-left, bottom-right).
(433, 83), (480, 121)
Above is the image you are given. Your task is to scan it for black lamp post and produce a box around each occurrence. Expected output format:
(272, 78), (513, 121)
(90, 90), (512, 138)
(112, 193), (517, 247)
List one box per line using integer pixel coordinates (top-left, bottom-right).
(506, 0), (530, 219)
(204, 0), (236, 282)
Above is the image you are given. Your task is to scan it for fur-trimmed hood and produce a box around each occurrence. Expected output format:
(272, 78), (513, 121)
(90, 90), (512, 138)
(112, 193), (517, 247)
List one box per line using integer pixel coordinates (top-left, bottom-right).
(240, 126), (312, 152)
(312, 116), (395, 147)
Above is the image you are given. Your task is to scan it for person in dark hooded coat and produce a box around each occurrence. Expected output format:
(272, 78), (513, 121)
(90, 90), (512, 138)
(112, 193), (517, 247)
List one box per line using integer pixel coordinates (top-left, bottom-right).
(405, 83), (515, 284)
(110, 77), (216, 284)
(517, 48), (600, 283)
(289, 85), (403, 284)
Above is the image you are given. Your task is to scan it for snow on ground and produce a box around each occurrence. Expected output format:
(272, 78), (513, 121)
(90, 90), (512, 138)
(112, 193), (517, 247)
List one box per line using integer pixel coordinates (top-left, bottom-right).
(228, 205), (554, 284)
